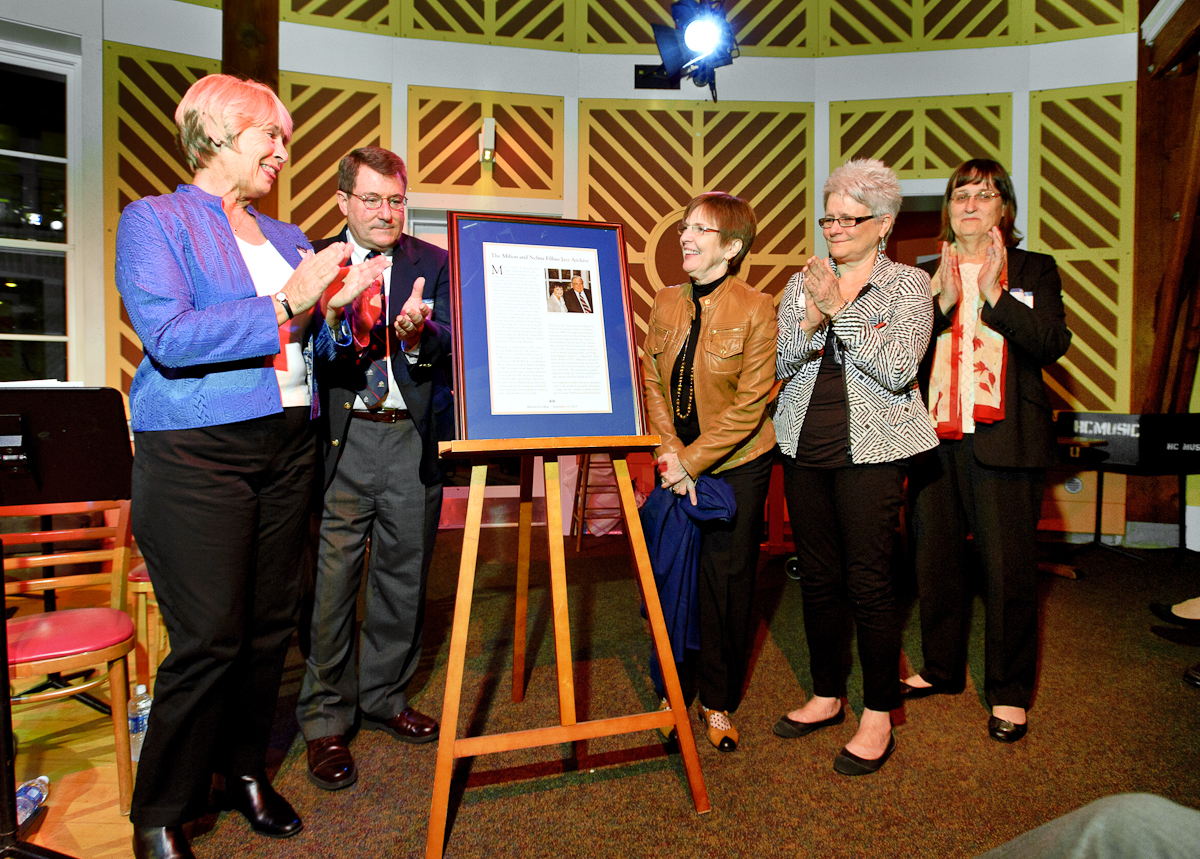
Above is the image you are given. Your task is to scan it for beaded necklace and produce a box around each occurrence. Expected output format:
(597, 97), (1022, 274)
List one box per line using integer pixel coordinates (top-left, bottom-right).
(675, 325), (694, 419)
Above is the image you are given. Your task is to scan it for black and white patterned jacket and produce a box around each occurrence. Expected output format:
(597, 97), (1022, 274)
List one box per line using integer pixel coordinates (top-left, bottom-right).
(775, 253), (939, 464)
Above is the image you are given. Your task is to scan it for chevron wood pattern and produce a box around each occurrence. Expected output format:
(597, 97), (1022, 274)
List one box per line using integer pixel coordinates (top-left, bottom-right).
(103, 42), (218, 400)
(830, 94), (1011, 180)
(1027, 83), (1135, 412)
(408, 86), (563, 199)
(1025, 0), (1135, 44)
(581, 0), (810, 55)
(579, 99), (813, 338)
(283, 0), (399, 36)
(401, 0), (570, 47)
(275, 72), (392, 241)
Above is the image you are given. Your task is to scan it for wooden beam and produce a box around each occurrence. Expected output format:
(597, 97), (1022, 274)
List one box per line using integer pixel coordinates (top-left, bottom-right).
(1141, 68), (1200, 413)
(222, 0), (280, 218)
(1149, 0), (1200, 77)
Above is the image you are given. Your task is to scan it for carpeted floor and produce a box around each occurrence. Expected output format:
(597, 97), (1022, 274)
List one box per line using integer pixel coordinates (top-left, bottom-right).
(192, 526), (1200, 858)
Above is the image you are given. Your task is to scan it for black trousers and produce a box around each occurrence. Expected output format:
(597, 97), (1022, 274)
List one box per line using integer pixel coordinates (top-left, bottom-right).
(129, 408), (315, 827)
(692, 452), (773, 713)
(782, 457), (905, 713)
(910, 435), (1043, 710)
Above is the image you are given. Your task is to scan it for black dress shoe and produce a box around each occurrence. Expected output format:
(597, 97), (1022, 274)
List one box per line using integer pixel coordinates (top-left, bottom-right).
(1150, 603), (1200, 628)
(1184, 663), (1200, 688)
(899, 680), (961, 700)
(363, 707), (440, 744)
(773, 707), (845, 739)
(132, 825), (196, 859)
(833, 733), (896, 776)
(988, 715), (1028, 743)
(223, 774), (303, 838)
(306, 735), (358, 790)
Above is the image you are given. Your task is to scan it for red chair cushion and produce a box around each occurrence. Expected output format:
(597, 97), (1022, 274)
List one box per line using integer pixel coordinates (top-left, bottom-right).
(8, 608), (135, 664)
(129, 562), (150, 583)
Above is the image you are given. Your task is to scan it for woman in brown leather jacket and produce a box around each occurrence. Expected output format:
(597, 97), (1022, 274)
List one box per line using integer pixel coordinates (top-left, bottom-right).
(643, 191), (776, 752)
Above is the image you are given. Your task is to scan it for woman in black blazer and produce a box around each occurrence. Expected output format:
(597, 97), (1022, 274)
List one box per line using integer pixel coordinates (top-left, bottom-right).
(903, 159), (1072, 743)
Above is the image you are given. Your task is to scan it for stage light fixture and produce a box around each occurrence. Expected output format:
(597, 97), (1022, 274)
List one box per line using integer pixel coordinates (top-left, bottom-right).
(479, 117), (496, 165)
(651, 1), (738, 102)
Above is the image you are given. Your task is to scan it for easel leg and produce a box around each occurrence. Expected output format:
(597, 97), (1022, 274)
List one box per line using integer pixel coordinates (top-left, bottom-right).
(612, 459), (711, 814)
(426, 464), (489, 859)
(513, 457), (534, 702)
(542, 457), (577, 727)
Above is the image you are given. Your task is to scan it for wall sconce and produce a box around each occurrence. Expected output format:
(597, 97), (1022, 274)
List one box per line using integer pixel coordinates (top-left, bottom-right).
(479, 117), (496, 164)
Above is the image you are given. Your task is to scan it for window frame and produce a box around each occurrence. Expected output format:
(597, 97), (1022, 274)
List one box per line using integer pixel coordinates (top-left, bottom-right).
(0, 38), (81, 381)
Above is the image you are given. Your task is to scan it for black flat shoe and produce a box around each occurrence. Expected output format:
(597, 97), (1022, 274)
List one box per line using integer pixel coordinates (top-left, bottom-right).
(833, 733), (896, 776)
(1184, 663), (1200, 688)
(899, 680), (961, 700)
(773, 707), (846, 739)
(132, 825), (196, 859)
(988, 715), (1028, 743)
(1150, 603), (1200, 628)
(223, 774), (303, 838)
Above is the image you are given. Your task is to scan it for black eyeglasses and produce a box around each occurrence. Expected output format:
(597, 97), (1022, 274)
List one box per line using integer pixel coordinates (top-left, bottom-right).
(817, 214), (875, 229)
(347, 192), (407, 211)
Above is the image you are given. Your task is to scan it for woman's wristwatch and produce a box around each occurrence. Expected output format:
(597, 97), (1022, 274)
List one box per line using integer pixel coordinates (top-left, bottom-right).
(275, 291), (295, 319)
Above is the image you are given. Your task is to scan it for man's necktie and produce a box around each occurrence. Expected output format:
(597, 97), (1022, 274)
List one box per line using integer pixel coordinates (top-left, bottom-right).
(359, 251), (388, 407)
(579, 290), (592, 313)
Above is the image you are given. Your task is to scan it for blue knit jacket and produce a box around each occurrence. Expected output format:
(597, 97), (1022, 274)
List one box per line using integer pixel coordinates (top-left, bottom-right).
(116, 184), (341, 431)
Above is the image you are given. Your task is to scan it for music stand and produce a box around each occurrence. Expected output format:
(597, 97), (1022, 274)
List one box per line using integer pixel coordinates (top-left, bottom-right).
(0, 386), (133, 858)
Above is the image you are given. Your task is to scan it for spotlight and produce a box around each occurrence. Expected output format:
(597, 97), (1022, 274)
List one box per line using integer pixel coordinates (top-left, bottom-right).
(479, 117), (496, 165)
(651, 1), (738, 102)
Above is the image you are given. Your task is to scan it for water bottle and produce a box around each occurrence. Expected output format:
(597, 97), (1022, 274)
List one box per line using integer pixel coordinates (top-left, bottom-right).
(129, 684), (152, 763)
(15, 776), (49, 826)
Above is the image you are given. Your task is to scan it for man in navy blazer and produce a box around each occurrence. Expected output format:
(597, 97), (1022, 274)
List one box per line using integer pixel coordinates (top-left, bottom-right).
(297, 147), (453, 791)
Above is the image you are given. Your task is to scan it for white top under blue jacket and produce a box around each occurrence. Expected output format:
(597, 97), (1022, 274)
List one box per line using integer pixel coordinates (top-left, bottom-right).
(775, 252), (939, 464)
(116, 184), (346, 432)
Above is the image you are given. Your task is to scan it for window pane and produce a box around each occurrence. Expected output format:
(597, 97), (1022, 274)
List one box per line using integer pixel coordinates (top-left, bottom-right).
(0, 249), (66, 336)
(0, 339), (66, 382)
(0, 156), (66, 242)
(0, 63), (66, 158)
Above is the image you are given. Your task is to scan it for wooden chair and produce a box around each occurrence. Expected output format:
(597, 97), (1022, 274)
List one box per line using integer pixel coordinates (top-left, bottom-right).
(128, 559), (168, 691)
(2, 499), (136, 815)
(569, 453), (623, 550)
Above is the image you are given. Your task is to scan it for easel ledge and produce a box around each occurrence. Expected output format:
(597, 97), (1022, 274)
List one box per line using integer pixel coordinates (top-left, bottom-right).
(438, 435), (660, 458)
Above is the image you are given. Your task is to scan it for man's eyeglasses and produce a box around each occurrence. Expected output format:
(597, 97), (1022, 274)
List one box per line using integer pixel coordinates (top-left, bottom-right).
(677, 222), (722, 237)
(950, 190), (1001, 205)
(817, 214), (875, 229)
(347, 192), (407, 211)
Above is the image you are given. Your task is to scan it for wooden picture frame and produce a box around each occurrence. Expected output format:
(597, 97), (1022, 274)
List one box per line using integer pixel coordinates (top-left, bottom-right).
(447, 213), (646, 441)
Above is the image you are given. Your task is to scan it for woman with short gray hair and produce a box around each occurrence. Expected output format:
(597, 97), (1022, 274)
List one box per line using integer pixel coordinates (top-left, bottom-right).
(770, 158), (936, 776)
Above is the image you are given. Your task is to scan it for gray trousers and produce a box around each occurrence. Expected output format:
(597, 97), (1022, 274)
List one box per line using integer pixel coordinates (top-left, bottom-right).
(977, 794), (1200, 859)
(297, 416), (442, 739)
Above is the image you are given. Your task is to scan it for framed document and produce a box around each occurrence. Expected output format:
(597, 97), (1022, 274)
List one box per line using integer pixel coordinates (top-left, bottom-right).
(448, 213), (647, 440)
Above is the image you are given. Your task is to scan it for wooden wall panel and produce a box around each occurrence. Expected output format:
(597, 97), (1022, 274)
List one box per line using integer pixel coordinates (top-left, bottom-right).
(276, 73), (391, 241)
(408, 86), (563, 199)
(830, 94), (1011, 180)
(282, 0), (400, 37)
(579, 99), (813, 338)
(143, 0), (1137, 52)
(103, 42), (218, 400)
(1028, 83), (1136, 412)
(1024, 0), (1135, 45)
(402, 0), (570, 48)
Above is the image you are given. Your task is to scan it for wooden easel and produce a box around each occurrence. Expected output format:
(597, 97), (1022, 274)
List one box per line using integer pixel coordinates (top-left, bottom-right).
(425, 436), (711, 859)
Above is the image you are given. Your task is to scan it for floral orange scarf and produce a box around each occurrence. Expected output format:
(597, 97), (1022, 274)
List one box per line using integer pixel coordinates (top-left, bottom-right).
(927, 250), (1008, 439)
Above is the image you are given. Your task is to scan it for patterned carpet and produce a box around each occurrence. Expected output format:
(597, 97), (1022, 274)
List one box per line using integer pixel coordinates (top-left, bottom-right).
(191, 526), (1200, 858)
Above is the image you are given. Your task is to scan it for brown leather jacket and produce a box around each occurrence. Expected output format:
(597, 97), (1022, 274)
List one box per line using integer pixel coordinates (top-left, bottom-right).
(642, 275), (777, 477)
